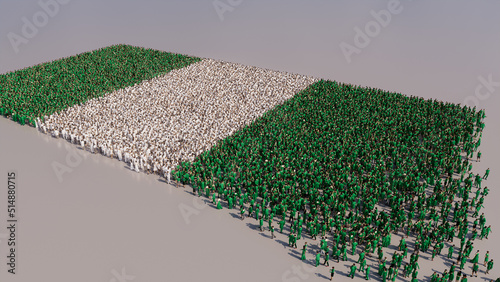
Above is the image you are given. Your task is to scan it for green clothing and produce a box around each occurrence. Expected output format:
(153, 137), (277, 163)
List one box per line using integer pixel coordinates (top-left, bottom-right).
(448, 246), (454, 258)
(471, 253), (479, 264)
(279, 219), (285, 233)
(352, 242), (358, 255)
(350, 264), (357, 278)
(358, 251), (365, 263)
(487, 260), (494, 271)
(315, 253), (321, 267)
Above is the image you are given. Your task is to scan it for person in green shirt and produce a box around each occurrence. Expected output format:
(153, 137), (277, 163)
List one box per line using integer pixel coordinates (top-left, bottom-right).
(378, 247), (384, 261)
(381, 267), (388, 282)
(486, 259), (494, 274)
(352, 241), (358, 256)
(315, 250), (321, 267)
(365, 265), (370, 280)
(358, 251), (365, 263)
(379, 258), (386, 275)
(484, 251), (490, 266)
(432, 248), (438, 261)
(359, 258), (366, 273)
(291, 234), (297, 249)
(324, 251), (330, 266)
(483, 168), (490, 180)
(460, 254), (467, 269)
(349, 263), (357, 279)
(330, 266), (335, 281)
(301, 242), (307, 260)
(392, 268), (398, 282)
(471, 250), (479, 264)
(388, 267), (394, 280)
(431, 271), (438, 282)
(472, 262), (479, 277)
(270, 225), (276, 239)
(460, 274), (468, 282)
(449, 263), (456, 281)
(448, 245), (454, 259)
(485, 225), (492, 239)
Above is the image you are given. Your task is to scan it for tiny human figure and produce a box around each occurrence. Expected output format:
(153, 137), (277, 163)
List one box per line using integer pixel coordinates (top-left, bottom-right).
(483, 168), (490, 180)
(472, 262), (479, 277)
(240, 206), (245, 220)
(301, 242), (307, 260)
(349, 263), (357, 279)
(270, 225), (276, 239)
(486, 259), (494, 274)
(330, 266), (335, 281)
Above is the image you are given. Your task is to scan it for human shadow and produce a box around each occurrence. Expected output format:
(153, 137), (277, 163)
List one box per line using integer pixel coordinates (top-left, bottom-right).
(184, 190), (197, 196)
(246, 222), (261, 231)
(229, 212), (241, 219)
(260, 232), (274, 239)
(288, 251), (301, 260)
(315, 273), (329, 280)
(275, 239), (289, 248)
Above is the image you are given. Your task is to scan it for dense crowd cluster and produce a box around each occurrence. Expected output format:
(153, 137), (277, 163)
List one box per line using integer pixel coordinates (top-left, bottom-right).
(3, 44), (494, 280)
(39, 58), (317, 177)
(0, 44), (200, 126)
(175, 80), (493, 280)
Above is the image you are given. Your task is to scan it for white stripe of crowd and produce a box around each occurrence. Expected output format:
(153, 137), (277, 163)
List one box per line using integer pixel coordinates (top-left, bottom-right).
(38, 58), (318, 182)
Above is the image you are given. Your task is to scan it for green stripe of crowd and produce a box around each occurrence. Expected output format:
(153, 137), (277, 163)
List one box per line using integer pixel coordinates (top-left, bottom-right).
(174, 79), (483, 256)
(0, 44), (201, 126)
(177, 79), (479, 186)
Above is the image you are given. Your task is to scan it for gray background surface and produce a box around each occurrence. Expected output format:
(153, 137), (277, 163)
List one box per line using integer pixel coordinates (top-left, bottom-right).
(0, 0), (499, 281)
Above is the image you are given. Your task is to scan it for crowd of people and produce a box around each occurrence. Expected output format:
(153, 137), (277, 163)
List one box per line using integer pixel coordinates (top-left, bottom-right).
(17, 49), (494, 279)
(0, 44), (200, 127)
(39, 58), (317, 181)
(174, 80), (494, 280)
(5, 43), (495, 280)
